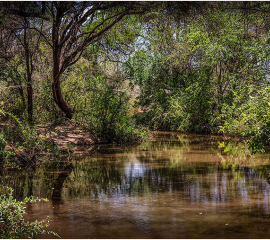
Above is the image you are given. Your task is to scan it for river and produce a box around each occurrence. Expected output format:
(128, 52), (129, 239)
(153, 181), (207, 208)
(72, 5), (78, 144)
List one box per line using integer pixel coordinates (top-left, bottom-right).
(1, 132), (270, 238)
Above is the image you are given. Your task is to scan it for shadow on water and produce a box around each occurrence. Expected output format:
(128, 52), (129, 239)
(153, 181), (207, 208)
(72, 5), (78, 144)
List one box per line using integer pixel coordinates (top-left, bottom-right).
(2, 132), (270, 238)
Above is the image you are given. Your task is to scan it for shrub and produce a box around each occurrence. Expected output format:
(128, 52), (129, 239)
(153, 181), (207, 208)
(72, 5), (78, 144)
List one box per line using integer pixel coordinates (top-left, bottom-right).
(0, 110), (42, 149)
(70, 73), (149, 144)
(0, 187), (59, 239)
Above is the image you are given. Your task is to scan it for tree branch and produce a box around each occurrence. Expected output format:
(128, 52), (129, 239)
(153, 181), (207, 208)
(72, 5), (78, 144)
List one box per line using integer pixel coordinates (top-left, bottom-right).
(29, 27), (53, 48)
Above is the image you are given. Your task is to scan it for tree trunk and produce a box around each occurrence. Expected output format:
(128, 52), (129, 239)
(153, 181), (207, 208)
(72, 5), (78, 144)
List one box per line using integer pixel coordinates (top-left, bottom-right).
(27, 83), (33, 124)
(25, 49), (33, 124)
(24, 20), (33, 124)
(51, 10), (74, 120)
(52, 74), (73, 119)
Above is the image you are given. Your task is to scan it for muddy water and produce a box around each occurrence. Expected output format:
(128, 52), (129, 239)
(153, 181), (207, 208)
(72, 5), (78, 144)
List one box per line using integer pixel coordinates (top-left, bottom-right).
(2, 132), (270, 238)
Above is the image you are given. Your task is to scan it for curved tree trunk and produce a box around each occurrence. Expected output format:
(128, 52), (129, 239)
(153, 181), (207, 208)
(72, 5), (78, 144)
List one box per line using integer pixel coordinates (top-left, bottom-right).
(51, 9), (74, 120)
(52, 74), (73, 119)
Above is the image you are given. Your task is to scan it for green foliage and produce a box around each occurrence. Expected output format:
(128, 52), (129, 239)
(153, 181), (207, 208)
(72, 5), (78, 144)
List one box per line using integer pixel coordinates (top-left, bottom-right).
(0, 133), (6, 161)
(125, 7), (270, 140)
(0, 110), (41, 149)
(0, 134), (6, 153)
(63, 65), (149, 144)
(218, 141), (252, 157)
(125, 42), (214, 132)
(2, 2), (270, 152)
(85, 78), (149, 143)
(220, 84), (270, 153)
(0, 187), (59, 239)
(164, 95), (191, 131)
(34, 78), (62, 125)
(53, 144), (62, 155)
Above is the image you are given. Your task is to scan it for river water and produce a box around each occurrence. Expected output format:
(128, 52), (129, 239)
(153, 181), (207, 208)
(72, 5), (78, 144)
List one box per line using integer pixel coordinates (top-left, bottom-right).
(2, 132), (270, 238)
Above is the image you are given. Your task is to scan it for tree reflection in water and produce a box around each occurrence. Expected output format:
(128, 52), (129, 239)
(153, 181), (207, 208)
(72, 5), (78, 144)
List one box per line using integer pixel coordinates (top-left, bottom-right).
(1, 133), (270, 238)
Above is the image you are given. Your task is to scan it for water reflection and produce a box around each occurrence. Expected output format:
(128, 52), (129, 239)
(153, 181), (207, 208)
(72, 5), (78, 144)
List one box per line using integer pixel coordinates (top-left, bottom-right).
(1, 132), (270, 238)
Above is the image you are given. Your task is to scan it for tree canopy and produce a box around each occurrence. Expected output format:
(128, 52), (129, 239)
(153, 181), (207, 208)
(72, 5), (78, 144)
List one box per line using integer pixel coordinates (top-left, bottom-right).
(1, 1), (270, 150)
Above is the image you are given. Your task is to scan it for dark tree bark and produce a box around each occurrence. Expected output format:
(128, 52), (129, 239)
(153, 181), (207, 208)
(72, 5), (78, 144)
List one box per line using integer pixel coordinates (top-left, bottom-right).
(23, 18), (34, 124)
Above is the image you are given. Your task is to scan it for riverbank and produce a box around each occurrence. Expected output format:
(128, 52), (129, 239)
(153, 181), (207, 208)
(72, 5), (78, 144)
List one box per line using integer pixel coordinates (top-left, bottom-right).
(36, 124), (96, 146)
(1, 122), (97, 164)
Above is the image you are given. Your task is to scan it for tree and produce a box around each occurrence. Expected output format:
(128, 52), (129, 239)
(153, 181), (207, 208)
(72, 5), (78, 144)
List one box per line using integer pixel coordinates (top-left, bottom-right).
(0, 11), (44, 124)
(0, 2), (152, 119)
(41, 2), (152, 119)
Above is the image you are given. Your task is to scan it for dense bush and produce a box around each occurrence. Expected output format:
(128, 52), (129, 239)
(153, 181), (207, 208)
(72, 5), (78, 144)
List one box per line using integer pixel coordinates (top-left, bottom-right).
(220, 84), (270, 153)
(83, 79), (148, 143)
(63, 64), (149, 144)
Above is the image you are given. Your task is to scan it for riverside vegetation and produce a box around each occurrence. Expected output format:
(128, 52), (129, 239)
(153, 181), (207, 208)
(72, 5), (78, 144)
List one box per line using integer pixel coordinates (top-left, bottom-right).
(1, 1), (270, 238)
(0, 187), (59, 238)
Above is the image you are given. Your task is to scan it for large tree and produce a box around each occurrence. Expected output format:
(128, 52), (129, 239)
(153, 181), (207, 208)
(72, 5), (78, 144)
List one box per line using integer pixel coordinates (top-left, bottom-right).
(42, 2), (151, 119)
(1, 1), (152, 118)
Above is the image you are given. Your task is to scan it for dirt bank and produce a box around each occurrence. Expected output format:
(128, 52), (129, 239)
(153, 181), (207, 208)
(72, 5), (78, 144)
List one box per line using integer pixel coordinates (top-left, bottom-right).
(36, 124), (96, 147)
